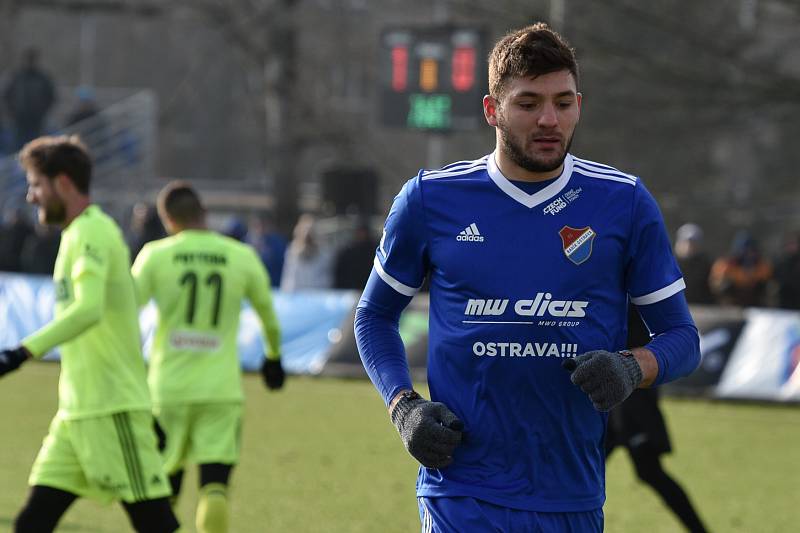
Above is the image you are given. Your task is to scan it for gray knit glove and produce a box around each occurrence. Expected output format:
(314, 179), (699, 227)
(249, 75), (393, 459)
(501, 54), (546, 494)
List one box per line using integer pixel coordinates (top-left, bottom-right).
(563, 350), (643, 411)
(390, 391), (463, 469)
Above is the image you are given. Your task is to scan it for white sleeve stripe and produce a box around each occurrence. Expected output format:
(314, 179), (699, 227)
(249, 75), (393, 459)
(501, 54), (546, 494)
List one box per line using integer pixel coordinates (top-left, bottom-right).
(373, 256), (420, 297)
(439, 155), (489, 171)
(573, 157), (622, 172)
(573, 166), (637, 186)
(422, 163), (487, 180)
(630, 278), (686, 305)
(573, 162), (637, 182)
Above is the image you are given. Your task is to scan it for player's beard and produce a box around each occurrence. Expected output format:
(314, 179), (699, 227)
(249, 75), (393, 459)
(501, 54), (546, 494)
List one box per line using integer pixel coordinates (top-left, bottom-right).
(497, 115), (574, 174)
(40, 195), (67, 225)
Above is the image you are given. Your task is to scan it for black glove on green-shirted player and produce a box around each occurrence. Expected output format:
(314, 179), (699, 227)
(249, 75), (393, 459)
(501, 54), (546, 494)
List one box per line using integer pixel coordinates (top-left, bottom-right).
(261, 358), (285, 390)
(0, 347), (30, 377)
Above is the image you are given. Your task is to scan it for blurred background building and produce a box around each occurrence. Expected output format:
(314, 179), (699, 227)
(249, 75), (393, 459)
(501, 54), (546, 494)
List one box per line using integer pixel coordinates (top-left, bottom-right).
(0, 0), (799, 258)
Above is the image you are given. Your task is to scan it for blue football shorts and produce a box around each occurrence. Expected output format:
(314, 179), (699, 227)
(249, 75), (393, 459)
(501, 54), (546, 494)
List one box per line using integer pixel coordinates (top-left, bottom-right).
(418, 496), (604, 533)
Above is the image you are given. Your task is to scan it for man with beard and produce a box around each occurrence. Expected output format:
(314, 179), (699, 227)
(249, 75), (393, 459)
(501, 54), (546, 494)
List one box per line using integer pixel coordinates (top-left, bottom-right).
(355, 23), (700, 532)
(0, 136), (180, 532)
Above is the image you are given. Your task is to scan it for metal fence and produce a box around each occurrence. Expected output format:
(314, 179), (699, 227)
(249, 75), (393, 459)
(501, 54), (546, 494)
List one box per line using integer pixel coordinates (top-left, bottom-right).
(0, 87), (158, 217)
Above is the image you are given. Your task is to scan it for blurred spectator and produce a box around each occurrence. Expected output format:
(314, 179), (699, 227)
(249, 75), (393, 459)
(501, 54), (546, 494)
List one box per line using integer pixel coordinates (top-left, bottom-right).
(0, 107), (10, 154)
(673, 223), (714, 304)
(3, 48), (55, 150)
(20, 224), (60, 275)
(0, 207), (35, 272)
(280, 213), (333, 291)
(65, 86), (109, 151)
(126, 202), (165, 260)
(247, 212), (287, 287)
(333, 218), (377, 290)
(65, 87), (101, 127)
(224, 216), (248, 242)
(709, 231), (773, 307)
(774, 232), (800, 310)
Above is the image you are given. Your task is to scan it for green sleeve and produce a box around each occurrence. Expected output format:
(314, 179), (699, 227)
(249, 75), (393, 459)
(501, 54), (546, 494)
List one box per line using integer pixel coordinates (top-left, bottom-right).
(245, 249), (281, 360)
(131, 246), (153, 307)
(23, 271), (106, 358)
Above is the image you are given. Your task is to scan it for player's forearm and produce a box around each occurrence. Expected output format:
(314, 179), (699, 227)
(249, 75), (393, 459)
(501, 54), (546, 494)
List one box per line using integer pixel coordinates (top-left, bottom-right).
(636, 293), (701, 385)
(23, 274), (105, 357)
(629, 347), (658, 388)
(262, 321), (281, 360)
(641, 324), (700, 385)
(354, 305), (413, 407)
(250, 298), (281, 359)
(388, 388), (415, 412)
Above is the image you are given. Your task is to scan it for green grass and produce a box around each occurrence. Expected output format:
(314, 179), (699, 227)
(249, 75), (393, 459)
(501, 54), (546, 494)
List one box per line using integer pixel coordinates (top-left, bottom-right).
(0, 362), (797, 532)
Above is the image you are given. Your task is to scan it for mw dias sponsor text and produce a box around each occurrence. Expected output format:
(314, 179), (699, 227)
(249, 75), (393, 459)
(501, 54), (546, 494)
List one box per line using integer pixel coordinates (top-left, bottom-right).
(464, 292), (588, 318)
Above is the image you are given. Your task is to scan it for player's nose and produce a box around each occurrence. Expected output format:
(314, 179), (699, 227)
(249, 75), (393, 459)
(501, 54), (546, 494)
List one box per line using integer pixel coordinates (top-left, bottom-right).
(537, 103), (559, 127)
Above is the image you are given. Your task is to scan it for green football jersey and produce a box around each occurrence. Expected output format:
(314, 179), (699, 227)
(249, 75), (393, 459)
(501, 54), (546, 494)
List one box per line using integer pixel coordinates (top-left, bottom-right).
(23, 205), (151, 419)
(132, 230), (281, 405)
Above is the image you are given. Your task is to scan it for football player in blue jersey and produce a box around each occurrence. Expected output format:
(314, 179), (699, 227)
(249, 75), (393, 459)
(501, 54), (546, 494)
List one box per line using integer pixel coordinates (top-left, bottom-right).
(355, 22), (700, 532)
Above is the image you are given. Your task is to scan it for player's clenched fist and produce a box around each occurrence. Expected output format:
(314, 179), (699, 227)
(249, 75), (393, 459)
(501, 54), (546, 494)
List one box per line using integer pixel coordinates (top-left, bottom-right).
(390, 391), (463, 469)
(0, 347), (30, 377)
(563, 350), (643, 411)
(260, 358), (285, 390)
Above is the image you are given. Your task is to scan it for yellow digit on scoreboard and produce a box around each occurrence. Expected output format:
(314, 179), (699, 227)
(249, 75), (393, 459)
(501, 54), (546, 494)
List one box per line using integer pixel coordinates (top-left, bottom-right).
(420, 57), (438, 92)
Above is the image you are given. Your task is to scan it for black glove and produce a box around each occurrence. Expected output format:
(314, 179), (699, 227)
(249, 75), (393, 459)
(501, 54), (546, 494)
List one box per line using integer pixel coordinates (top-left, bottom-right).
(390, 391), (463, 469)
(563, 350), (643, 411)
(153, 418), (167, 452)
(261, 358), (285, 390)
(0, 347), (30, 377)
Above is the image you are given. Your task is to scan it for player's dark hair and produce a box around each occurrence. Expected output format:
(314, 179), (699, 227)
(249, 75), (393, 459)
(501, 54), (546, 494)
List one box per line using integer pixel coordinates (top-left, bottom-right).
(488, 23), (579, 100)
(157, 180), (205, 226)
(18, 135), (92, 194)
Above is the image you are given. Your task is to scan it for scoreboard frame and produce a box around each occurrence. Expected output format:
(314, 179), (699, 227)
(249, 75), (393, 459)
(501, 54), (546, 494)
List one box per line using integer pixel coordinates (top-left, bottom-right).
(379, 25), (488, 132)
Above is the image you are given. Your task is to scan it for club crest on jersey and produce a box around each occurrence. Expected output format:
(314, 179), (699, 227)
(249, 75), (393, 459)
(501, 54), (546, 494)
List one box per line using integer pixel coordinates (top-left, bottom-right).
(559, 226), (596, 265)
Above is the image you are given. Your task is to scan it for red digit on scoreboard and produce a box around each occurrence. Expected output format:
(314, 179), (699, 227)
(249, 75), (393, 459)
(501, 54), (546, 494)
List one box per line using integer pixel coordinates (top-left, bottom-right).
(391, 46), (408, 92)
(452, 46), (475, 92)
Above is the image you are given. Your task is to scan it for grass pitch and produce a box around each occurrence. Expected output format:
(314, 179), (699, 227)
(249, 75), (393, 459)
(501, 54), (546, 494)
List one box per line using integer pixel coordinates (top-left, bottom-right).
(0, 362), (797, 532)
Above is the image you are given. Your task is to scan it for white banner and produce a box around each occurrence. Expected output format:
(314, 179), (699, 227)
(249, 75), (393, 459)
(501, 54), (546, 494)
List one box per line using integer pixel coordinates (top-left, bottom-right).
(715, 308), (800, 401)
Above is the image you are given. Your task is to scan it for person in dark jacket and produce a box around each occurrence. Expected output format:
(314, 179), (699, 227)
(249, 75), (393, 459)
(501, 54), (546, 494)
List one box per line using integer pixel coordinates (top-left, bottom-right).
(606, 305), (709, 533)
(674, 223), (714, 305)
(4, 48), (55, 149)
(774, 233), (800, 310)
(333, 219), (377, 290)
(0, 207), (35, 272)
(20, 224), (61, 275)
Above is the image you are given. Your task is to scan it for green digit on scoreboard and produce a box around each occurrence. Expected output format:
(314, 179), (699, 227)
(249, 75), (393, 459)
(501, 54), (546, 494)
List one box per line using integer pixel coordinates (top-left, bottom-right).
(407, 94), (452, 129)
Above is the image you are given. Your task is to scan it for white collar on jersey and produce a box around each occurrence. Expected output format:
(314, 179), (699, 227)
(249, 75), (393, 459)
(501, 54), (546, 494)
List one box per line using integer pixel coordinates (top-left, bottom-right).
(487, 151), (574, 209)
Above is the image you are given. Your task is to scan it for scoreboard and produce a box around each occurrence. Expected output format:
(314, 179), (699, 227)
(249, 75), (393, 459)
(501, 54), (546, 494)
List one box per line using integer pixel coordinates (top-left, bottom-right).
(380, 26), (487, 132)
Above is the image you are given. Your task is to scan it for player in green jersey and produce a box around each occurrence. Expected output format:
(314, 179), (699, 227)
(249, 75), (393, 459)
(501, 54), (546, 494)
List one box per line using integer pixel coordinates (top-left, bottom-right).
(131, 180), (284, 533)
(0, 136), (180, 532)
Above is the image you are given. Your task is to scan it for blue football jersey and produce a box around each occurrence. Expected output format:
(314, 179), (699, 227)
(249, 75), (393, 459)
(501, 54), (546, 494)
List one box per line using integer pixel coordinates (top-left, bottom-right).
(371, 152), (685, 512)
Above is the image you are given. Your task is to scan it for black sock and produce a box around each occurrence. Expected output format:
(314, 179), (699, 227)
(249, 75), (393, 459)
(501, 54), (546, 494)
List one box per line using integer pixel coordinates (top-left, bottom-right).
(15, 485), (77, 533)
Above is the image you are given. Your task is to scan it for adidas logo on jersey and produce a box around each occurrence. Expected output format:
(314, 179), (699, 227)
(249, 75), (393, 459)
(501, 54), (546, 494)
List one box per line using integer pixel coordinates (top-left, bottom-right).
(457, 223), (484, 242)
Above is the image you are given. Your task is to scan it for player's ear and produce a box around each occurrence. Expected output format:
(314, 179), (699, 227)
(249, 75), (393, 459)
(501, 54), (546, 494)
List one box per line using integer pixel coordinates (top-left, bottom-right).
(52, 173), (73, 196)
(483, 95), (499, 127)
(163, 216), (179, 236)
